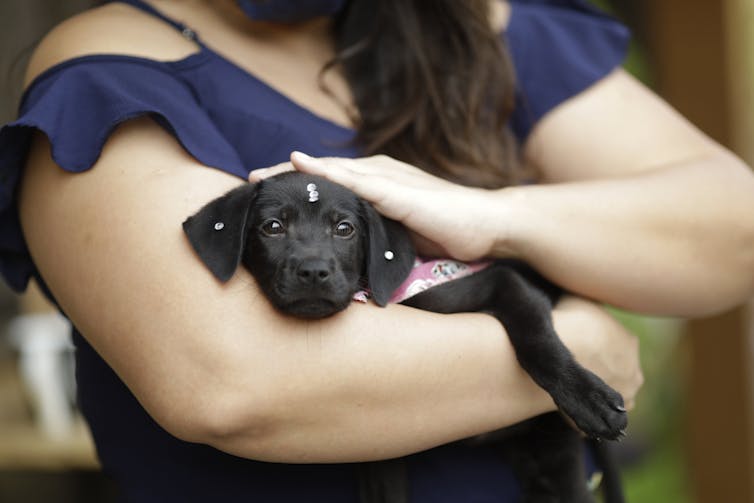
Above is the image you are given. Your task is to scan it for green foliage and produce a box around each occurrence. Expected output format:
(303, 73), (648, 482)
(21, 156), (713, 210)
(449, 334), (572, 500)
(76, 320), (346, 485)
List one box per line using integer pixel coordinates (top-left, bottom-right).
(623, 436), (694, 503)
(608, 310), (693, 503)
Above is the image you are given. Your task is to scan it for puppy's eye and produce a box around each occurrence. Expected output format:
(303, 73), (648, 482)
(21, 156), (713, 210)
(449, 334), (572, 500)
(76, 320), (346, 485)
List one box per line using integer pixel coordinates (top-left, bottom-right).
(334, 221), (355, 238)
(261, 219), (285, 236)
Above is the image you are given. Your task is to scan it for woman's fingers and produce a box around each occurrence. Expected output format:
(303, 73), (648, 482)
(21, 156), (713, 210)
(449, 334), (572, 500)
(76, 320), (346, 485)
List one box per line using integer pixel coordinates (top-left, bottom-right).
(248, 161), (294, 182)
(251, 153), (388, 201)
(262, 152), (497, 260)
(289, 152), (399, 212)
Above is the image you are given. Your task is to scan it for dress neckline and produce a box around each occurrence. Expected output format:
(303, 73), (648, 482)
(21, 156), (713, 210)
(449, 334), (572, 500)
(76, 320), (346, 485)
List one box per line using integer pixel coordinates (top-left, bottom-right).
(111, 0), (514, 136)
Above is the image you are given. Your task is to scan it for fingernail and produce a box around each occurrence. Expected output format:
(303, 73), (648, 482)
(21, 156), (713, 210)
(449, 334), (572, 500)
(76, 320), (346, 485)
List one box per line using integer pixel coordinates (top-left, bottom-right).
(292, 151), (313, 161)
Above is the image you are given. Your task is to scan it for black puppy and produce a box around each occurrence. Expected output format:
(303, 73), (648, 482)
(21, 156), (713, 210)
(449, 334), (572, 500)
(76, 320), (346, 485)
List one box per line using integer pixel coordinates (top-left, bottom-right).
(183, 171), (628, 503)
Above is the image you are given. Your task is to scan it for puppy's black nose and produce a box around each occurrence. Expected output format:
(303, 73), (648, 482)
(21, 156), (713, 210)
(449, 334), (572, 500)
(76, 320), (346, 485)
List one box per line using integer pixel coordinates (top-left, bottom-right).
(296, 259), (331, 285)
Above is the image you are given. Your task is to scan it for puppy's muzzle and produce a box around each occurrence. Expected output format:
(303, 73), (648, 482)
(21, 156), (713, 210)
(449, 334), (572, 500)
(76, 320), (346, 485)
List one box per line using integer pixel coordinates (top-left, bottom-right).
(295, 258), (332, 287)
(273, 255), (350, 319)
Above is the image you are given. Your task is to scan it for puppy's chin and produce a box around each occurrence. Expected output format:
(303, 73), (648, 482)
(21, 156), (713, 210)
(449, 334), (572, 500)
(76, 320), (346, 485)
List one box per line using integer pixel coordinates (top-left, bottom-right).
(278, 298), (350, 319)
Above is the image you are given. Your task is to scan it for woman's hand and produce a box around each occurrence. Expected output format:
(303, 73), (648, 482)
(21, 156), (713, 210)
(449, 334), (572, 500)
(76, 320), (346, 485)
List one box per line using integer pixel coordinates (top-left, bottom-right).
(555, 295), (644, 410)
(250, 152), (504, 260)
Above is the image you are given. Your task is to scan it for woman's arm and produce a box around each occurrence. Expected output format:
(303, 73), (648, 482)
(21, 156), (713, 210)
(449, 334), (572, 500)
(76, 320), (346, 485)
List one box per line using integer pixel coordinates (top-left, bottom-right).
(19, 117), (641, 463)
(285, 70), (754, 317)
(512, 69), (754, 316)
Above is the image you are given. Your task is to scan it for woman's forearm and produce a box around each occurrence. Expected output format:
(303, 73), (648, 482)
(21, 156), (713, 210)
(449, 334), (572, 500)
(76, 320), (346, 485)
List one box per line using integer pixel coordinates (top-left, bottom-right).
(195, 296), (637, 463)
(495, 154), (754, 317)
(200, 304), (545, 463)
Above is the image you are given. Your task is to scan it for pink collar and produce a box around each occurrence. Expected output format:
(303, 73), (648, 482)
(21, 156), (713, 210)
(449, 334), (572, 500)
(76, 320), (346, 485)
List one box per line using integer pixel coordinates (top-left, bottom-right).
(354, 258), (492, 304)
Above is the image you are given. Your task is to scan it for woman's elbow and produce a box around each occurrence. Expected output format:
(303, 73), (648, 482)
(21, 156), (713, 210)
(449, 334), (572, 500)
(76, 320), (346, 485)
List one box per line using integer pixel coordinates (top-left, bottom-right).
(722, 159), (754, 307)
(142, 368), (282, 457)
(692, 154), (754, 315)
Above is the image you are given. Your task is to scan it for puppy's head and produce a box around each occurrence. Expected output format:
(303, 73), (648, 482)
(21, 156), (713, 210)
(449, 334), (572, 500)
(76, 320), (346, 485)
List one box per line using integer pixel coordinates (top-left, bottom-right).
(182, 172), (415, 318)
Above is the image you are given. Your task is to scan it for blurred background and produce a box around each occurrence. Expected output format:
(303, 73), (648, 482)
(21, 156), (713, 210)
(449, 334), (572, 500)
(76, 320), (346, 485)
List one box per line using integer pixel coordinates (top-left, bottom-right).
(0, 1), (753, 502)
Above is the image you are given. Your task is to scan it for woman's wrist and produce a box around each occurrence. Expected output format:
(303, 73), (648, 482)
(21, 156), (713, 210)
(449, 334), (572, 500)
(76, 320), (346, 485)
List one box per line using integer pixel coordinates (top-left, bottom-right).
(476, 185), (529, 260)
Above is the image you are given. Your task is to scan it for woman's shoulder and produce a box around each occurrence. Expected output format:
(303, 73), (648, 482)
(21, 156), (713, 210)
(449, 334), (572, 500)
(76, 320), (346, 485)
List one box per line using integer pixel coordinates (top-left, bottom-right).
(24, 2), (198, 88)
(504, 0), (630, 142)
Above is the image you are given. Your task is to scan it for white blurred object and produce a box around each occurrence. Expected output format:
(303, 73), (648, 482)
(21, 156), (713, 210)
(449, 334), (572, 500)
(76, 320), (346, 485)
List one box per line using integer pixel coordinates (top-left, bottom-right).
(7, 312), (75, 440)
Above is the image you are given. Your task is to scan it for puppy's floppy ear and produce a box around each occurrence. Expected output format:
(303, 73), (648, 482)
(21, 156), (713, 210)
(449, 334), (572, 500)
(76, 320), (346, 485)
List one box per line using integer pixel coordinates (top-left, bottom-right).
(361, 202), (415, 306)
(182, 184), (257, 282)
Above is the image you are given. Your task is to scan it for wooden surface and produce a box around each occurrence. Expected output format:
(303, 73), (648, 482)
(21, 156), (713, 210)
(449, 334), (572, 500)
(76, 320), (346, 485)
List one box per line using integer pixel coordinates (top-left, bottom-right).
(0, 360), (99, 470)
(684, 306), (754, 503)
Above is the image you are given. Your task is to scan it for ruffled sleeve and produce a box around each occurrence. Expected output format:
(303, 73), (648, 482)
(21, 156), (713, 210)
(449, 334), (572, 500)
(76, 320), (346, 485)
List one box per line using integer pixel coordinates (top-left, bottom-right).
(0, 56), (246, 292)
(506, 0), (631, 141)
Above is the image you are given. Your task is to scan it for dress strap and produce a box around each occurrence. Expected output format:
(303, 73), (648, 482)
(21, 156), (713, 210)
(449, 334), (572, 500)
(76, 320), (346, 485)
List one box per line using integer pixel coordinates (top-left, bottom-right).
(108, 0), (202, 43)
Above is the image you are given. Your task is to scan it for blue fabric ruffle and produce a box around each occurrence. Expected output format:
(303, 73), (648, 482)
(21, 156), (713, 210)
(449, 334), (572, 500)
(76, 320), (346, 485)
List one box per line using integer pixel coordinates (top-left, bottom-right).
(0, 56), (246, 291)
(507, 0), (630, 139)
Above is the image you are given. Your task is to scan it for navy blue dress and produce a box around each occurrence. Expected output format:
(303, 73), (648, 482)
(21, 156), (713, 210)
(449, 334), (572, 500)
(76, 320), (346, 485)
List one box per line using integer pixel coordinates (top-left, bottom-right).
(0, 1), (629, 501)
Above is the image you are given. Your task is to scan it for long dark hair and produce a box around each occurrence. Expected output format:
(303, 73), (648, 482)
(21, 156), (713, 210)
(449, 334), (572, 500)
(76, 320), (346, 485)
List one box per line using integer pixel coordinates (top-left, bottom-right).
(329, 0), (521, 188)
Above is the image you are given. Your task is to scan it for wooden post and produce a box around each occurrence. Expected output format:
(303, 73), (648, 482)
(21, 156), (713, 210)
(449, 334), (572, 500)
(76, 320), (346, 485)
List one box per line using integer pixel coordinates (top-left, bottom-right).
(641, 0), (754, 501)
(684, 308), (754, 502)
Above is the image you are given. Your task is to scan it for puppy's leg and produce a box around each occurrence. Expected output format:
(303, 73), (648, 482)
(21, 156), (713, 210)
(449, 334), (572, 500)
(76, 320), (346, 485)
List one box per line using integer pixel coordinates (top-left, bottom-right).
(590, 440), (626, 503)
(504, 413), (594, 503)
(403, 263), (627, 440)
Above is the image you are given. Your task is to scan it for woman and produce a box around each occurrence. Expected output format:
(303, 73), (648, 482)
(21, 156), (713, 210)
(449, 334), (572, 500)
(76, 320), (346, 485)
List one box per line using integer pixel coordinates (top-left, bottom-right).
(1, 0), (750, 501)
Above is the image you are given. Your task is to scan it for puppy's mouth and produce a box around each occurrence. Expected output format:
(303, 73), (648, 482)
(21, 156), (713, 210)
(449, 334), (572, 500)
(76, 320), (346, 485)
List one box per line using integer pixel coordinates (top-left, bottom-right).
(265, 269), (357, 319)
(280, 298), (349, 319)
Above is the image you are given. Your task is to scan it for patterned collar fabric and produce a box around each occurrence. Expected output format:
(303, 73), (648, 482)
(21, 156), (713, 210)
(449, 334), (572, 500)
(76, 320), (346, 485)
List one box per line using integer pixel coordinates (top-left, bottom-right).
(354, 258), (493, 304)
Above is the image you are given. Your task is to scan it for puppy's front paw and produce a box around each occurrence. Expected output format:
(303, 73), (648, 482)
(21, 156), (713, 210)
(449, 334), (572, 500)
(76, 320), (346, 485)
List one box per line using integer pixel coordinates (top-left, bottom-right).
(550, 366), (628, 440)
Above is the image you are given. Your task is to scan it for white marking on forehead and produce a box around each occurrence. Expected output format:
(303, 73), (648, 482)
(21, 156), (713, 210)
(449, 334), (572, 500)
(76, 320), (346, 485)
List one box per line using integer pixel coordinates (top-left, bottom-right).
(307, 182), (319, 203)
